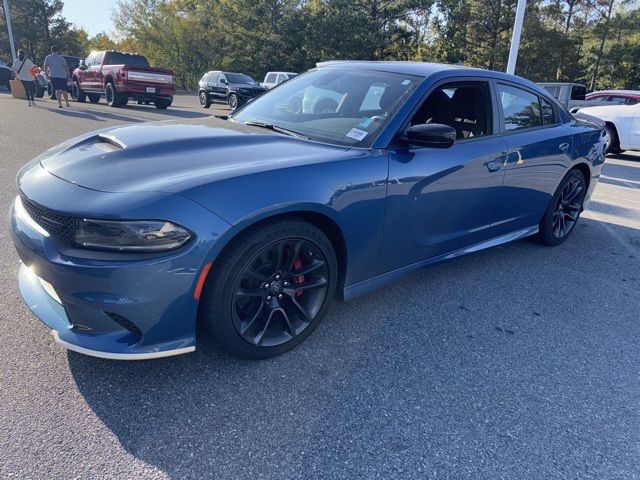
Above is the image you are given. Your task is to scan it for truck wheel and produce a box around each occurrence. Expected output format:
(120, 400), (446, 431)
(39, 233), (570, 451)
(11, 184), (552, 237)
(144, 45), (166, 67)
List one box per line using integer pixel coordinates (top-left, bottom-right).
(199, 91), (211, 108)
(105, 82), (123, 107)
(228, 93), (239, 110)
(154, 98), (172, 109)
(72, 81), (86, 102)
(87, 93), (100, 103)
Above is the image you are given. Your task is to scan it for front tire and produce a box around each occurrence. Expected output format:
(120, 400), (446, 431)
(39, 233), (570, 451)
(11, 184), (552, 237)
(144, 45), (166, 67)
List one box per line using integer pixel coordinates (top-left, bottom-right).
(72, 80), (86, 102)
(199, 219), (338, 359)
(199, 91), (211, 108)
(228, 92), (239, 110)
(604, 124), (621, 154)
(537, 169), (586, 246)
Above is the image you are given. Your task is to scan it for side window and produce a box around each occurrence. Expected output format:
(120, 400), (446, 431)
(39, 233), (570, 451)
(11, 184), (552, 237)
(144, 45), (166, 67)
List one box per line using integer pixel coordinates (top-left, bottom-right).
(607, 96), (627, 104)
(219, 74), (227, 84)
(498, 84), (542, 131)
(209, 73), (219, 84)
(626, 98), (639, 105)
(540, 97), (557, 125)
(202, 73), (210, 83)
(570, 85), (586, 100)
(410, 82), (492, 139)
(266, 73), (277, 83)
(94, 52), (104, 65)
(84, 54), (94, 67)
(542, 85), (559, 99)
(277, 74), (287, 84)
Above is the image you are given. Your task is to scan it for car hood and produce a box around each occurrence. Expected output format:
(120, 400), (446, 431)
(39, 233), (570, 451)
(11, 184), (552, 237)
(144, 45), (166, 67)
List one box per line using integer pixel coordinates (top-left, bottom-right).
(38, 117), (350, 193)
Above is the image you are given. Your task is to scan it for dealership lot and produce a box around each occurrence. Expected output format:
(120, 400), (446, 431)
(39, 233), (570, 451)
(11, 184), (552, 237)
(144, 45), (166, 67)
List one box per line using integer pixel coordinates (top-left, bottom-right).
(1, 90), (640, 479)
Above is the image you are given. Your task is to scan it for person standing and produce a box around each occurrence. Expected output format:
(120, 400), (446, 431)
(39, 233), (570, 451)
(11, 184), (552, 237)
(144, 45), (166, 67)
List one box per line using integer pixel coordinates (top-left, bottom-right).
(12, 49), (37, 106)
(43, 46), (71, 108)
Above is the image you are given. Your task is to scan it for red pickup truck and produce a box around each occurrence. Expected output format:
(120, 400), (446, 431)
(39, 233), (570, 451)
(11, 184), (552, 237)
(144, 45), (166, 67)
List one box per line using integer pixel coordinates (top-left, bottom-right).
(71, 50), (176, 109)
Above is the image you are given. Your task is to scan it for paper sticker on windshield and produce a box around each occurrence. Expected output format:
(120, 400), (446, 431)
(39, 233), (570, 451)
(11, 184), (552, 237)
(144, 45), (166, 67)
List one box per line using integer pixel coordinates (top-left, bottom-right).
(346, 128), (368, 141)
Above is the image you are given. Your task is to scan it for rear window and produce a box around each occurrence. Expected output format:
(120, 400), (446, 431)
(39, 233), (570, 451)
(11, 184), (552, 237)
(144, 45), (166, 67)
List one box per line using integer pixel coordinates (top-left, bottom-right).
(105, 52), (150, 68)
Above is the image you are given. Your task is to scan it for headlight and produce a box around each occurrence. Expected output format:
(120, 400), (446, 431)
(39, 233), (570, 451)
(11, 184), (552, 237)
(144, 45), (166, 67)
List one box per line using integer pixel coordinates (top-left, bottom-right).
(74, 219), (193, 252)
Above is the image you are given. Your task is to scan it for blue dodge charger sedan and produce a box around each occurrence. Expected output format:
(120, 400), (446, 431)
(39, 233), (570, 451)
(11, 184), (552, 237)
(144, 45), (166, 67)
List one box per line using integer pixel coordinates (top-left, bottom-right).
(9, 62), (605, 360)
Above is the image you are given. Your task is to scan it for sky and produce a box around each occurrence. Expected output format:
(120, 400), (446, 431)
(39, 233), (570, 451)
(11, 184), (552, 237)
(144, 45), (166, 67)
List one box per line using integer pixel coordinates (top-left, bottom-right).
(62, 0), (118, 36)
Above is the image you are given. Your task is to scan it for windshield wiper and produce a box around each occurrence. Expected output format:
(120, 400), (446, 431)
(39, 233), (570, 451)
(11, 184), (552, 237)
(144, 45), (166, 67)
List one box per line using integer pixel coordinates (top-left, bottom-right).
(243, 121), (308, 139)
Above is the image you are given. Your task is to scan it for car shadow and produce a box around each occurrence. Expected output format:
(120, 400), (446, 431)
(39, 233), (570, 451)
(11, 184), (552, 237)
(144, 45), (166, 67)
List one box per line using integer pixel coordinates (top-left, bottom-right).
(67, 212), (640, 478)
(607, 152), (639, 162)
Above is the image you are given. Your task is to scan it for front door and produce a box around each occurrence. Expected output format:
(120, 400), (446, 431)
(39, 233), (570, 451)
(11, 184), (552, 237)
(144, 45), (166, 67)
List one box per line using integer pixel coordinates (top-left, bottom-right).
(381, 80), (509, 272)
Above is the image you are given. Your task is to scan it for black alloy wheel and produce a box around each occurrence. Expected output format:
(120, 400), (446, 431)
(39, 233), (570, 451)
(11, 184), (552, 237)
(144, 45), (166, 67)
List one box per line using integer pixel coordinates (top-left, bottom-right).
(232, 238), (330, 347)
(72, 81), (86, 102)
(199, 219), (337, 359)
(538, 169), (586, 245)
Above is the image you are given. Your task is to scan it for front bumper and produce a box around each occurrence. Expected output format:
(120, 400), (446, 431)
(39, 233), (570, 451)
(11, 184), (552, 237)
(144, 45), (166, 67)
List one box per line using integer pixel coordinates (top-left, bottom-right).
(9, 170), (233, 359)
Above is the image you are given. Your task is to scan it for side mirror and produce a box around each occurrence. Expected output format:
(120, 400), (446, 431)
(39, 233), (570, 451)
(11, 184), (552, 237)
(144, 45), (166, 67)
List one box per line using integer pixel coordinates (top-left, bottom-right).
(79, 62), (87, 70)
(402, 123), (456, 148)
(220, 78), (228, 84)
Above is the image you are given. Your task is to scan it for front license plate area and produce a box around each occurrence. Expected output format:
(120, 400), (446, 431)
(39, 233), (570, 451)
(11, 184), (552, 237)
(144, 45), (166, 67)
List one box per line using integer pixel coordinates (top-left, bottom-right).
(146, 87), (156, 93)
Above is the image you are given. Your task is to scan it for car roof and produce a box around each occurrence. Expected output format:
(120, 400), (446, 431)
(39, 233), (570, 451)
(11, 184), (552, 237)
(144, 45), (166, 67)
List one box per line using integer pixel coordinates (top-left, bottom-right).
(587, 90), (640, 97)
(538, 82), (586, 87)
(316, 61), (547, 95)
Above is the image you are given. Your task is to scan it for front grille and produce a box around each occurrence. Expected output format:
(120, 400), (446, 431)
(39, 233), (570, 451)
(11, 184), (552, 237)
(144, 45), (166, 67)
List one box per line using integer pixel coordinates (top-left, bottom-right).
(20, 194), (76, 245)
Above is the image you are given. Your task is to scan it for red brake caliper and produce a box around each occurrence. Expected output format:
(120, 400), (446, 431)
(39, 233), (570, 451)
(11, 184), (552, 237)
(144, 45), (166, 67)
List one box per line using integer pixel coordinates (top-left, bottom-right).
(293, 257), (305, 296)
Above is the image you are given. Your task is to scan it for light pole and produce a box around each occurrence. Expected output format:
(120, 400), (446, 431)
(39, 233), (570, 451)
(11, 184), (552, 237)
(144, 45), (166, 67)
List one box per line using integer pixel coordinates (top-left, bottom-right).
(2, 0), (16, 60)
(506, 0), (526, 75)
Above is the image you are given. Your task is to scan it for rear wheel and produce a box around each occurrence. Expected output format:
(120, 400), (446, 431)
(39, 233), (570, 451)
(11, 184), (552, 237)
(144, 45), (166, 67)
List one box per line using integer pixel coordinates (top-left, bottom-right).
(72, 80), (86, 102)
(537, 169), (586, 246)
(199, 219), (337, 359)
(105, 82), (128, 107)
(154, 98), (172, 109)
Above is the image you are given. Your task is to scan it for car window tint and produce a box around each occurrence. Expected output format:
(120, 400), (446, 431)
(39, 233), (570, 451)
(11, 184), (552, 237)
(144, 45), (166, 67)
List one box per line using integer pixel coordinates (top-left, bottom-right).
(540, 97), (557, 125)
(498, 84), (542, 131)
(94, 52), (104, 65)
(571, 85), (586, 100)
(410, 83), (491, 139)
(266, 73), (277, 83)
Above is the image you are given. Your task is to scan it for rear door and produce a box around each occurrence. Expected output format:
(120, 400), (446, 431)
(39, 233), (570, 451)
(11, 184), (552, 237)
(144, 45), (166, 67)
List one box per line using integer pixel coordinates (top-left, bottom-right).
(493, 82), (574, 234)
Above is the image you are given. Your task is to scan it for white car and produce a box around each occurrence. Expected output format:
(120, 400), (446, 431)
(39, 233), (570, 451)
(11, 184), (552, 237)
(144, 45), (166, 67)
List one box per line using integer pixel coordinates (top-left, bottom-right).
(577, 103), (640, 154)
(261, 71), (297, 89)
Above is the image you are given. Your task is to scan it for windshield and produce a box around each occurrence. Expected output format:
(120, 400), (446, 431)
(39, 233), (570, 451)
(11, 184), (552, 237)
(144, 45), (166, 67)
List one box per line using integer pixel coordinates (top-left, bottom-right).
(232, 68), (422, 147)
(107, 52), (150, 68)
(226, 73), (256, 84)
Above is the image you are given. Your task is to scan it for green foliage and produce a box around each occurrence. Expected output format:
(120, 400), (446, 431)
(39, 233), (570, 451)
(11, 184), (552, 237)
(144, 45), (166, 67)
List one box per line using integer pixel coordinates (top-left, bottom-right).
(1, 0), (639, 89)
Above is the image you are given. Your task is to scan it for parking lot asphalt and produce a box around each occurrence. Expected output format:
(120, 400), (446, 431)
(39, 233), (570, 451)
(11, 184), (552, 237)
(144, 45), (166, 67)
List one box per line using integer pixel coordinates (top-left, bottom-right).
(1, 90), (639, 479)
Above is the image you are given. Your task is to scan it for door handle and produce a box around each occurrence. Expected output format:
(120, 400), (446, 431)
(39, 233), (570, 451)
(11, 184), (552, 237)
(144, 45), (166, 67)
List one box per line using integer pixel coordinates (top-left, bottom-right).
(485, 157), (505, 173)
(559, 142), (570, 152)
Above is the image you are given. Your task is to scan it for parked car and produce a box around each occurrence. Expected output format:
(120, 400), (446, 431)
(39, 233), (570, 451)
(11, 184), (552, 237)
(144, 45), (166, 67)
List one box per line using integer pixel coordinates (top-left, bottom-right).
(34, 55), (81, 99)
(261, 71), (297, 89)
(0, 58), (14, 91)
(9, 61), (605, 360)
(585, 90), (640, 105)
(71, 50), (176, 109)
(198, 71), (268, 110)
(574, 102), (640, 153)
